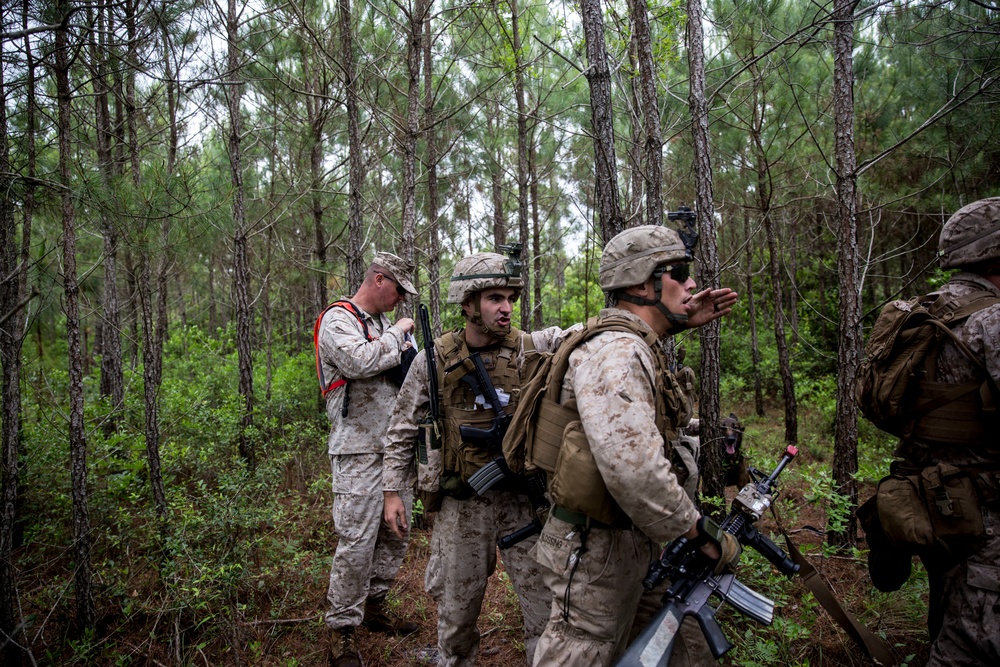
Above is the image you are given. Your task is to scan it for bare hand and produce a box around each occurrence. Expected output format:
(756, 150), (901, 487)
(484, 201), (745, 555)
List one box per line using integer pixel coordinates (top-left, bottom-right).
(685, 288), (738, 328)
(394, 317), (416, 335)
(383, 492), (409, 540)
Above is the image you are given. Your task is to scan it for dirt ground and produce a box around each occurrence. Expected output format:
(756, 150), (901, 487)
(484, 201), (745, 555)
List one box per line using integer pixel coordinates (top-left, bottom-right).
(251, 483), (932, 667)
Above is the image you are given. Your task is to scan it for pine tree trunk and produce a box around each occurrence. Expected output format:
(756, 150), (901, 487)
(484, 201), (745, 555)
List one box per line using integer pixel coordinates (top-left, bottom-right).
(687, 0), (725, 511)
(340, 0), (365, 293)
(56, 10), (96, 632)
(831, 0), (860, 548)
(423, 11), (442, 335)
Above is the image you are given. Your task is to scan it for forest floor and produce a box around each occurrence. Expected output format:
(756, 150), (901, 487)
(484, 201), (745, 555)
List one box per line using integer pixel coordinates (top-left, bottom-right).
(17, 405), (935, 667)
(245, 473), (934, 667)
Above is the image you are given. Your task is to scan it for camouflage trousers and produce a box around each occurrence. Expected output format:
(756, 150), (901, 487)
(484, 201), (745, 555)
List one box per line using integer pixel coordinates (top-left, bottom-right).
(925, 512), (1000, 667)
(425, 490), (549, 667)
(324, 453), (413, 630)
(532, 515), (710, 667)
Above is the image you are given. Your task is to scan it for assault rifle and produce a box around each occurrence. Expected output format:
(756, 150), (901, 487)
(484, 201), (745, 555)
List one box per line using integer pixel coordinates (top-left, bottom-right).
(417, 304), (441, 465)
(497, 472), (550, 549)
(447, 352), (514, 494)
(616, 445), (800, 667)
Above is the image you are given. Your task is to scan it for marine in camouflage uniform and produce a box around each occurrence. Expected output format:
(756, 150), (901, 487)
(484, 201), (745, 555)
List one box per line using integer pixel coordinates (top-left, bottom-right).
(894, 199), (1000, 666)
(530, 226), (740, 667)
(382, 252), (569, 667)
(316, 252), (420, 667)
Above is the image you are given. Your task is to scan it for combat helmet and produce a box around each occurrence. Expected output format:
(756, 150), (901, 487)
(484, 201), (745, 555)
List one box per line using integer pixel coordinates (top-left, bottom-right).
(938, 197), (1000, 270)
(447, 252), (523, 304)
(599, 224), (695, 332)
(599, 225), (690, 292)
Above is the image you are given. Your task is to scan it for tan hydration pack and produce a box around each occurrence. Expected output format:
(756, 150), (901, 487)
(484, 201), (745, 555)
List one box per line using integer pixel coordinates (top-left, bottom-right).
(502, 315), (694, 525)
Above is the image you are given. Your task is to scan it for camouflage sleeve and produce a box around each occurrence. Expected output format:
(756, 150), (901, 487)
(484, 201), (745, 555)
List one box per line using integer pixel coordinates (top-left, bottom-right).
(571, 335), (698, 544)
(970, 305), (1000, 386)
(319, 308), (406, 380)
(382, 349), (431, 491)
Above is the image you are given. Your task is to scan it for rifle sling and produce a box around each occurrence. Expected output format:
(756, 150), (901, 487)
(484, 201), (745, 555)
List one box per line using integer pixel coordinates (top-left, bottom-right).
(775, 522), (896, 665)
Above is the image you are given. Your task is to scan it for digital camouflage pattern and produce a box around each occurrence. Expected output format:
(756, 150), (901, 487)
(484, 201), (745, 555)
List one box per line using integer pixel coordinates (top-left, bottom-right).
(532, 309), (700, 667)
(426, 492), (549, 667)
(598, 226), (689, 292)
(317, 304), (411, 456)
(447, 252), (523, 304)
(383, 326), (567, 667)
(895, 273), (1000, 665)
(938, 197), (1000, 269)
(317, 303), (414, 630)
(324, 454), (413, 629)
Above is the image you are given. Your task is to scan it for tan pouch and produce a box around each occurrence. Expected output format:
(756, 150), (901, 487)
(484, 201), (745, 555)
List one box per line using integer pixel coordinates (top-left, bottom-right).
(876, 472), (934, 547)
(920, 463), (985, 540)
(549, 420), (618, 525)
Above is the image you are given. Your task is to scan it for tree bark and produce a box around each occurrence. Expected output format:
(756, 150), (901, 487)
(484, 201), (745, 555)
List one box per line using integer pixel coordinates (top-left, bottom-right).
(629, 0), (663, 228)
(580, 0), (624, 243)
(744, 211), (764, 417)
(831, 0), (860, 547)
(687, 0), (725, 511)
(226, 0), (255, 466)
(340, 0), (364, 293)
(423, 10), (442, 334)
(55, 6), (96, 632)
(508, 0), (531, 328)
(400, 0), (426, 320)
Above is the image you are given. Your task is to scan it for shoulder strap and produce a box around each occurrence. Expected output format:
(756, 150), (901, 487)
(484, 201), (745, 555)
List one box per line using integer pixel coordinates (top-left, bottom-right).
(313, 300), (373, 396)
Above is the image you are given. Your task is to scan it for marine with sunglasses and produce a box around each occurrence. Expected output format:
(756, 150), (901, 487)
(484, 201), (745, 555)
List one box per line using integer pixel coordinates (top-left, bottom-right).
(529, 225), (740, 667)
(314, 252), (421, 667)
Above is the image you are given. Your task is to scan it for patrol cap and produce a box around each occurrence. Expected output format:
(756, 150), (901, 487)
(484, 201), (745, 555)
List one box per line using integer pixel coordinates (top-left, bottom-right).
(599, 225), (690, 292)
(938, 197), (1000, 270)
(372, 252), (418, 295)
(447, 252), (523, 304)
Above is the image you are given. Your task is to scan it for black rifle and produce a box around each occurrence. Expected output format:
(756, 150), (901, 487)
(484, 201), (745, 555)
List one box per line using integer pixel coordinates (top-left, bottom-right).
(497, 472), (550, 549)
(616, 445), (800, 667)
(417, 304), (441, 465)
(446, 352), (513, 494)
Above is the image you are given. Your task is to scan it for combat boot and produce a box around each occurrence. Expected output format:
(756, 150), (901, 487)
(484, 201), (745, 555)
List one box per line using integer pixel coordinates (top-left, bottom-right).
(327, 627), (362, 667)
(362, 596), (419, 635)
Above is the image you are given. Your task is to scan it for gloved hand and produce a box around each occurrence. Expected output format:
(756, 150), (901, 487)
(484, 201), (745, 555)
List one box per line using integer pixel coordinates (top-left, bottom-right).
(714, 531), (742, 575)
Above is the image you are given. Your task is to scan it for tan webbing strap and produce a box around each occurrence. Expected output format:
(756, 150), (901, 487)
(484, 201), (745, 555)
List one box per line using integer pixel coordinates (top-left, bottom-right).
(780, 530), (897, 665)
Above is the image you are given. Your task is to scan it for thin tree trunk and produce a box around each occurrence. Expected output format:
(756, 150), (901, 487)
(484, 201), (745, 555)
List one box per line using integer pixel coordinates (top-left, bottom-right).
(831, 0), (860, 547)
(687, 0), (725, 510)
(226, 0), (255, 466)
(530, 131), (543, 329)
(744, 212), (764, 417)
(307, 58), (328, 312)
(508, 0), (531, 328)
(55, 8), (95, 632)
(340, 0), (364, 292)
(400, 0), (426, 320)
(489, 106), (506, 248)
(0, 15), (34, 659)
(580, 0), (624, 243)
(423, 10), (442, 335)
(629, 0), (662, 228)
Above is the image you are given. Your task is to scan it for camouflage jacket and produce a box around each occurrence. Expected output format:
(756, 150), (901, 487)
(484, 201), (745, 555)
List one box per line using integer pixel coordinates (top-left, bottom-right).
(317, 301), (410, 456)
(558, 308), (698, 544)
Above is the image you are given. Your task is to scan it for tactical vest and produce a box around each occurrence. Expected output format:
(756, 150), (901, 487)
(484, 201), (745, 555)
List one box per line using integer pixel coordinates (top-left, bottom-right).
(508, 315), (691, 527)
(905, 289), (1000, 448)
(435, 327), (532, 482)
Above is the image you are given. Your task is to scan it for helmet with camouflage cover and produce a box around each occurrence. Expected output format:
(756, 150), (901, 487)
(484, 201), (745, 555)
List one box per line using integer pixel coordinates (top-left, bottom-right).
(447, 252), (523, 304)
(938, 197), (1000, 270)
(599, 225), (690, 291)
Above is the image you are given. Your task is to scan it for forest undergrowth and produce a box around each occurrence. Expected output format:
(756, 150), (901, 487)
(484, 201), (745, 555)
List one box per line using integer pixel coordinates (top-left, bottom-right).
(9, 344), (932, 666)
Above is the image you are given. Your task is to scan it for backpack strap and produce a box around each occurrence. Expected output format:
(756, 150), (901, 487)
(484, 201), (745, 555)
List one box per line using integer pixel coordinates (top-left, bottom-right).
(313, 300), (373, 397)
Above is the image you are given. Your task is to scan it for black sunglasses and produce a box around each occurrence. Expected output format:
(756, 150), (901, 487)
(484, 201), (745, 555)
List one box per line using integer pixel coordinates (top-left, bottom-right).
(378, 273), (408, 297)
(654, 263), (691, 283)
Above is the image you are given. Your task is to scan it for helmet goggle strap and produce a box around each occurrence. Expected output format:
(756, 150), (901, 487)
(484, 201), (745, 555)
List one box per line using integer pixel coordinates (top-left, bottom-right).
(617, 263), (690, 331)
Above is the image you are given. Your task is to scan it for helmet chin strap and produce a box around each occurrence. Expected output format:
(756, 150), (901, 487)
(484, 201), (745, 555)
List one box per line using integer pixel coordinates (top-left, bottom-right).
(618, 272), (689, 331)
(467, 297), (508, 340)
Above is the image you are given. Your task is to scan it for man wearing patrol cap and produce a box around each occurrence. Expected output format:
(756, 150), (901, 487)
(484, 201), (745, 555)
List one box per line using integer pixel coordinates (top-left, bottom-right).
(316, 251), (420, 667)
(529, 224), (741, 667)
(891, 197), (1000, 666)
(382, 249), (570, 667)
